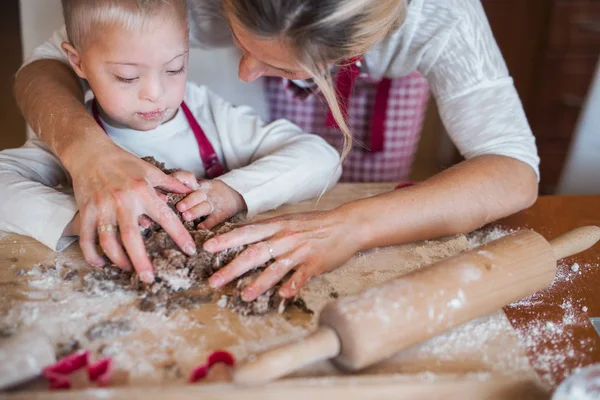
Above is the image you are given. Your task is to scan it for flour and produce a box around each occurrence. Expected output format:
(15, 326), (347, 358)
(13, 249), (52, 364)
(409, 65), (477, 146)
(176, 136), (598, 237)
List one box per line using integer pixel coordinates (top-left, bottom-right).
(466, 226), (514, 248)
(4, 224), (591, 390)
(571, 263), (580, 273)
(392, 312), (531, 374)
(447, 290), (466, 309)
(506, 261), (597, 387)
(2, 254), (312, 386)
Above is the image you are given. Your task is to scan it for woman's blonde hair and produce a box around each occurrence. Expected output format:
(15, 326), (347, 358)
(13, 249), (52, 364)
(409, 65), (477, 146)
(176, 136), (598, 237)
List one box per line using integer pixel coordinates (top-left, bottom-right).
(223, 0), (408, 160)
(62, 0), (189, 49)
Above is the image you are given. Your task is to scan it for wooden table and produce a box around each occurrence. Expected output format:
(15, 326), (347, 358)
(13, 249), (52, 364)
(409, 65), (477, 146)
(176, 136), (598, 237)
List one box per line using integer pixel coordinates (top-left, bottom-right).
(498, 195), (600, 386)
(1, 185), (599, 400)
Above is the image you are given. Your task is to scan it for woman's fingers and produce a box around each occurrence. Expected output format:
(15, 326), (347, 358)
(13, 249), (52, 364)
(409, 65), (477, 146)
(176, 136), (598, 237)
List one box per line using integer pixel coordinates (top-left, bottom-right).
(203, 210), (359, 301)
(97, 207), (131, 270)
(115, 204), (155, 283)
(169, 171), (200, 191)
(197, 211), (224, 230)
(138, 215), (153, 229)
(203, 223), (282, 252)
(241, 244), (310, 301)
(143, 191), (196, 256)
(208, 231), (305, 290)
(78, 207), (106, 268)
(279, 267), (314, 299)
(208, 241), (274, 289)
(98, 227), (131, 271)
(153, 170), (195, 194)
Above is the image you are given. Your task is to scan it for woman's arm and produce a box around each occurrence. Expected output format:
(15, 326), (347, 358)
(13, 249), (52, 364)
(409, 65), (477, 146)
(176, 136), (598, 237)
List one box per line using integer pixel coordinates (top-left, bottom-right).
(349, 155), (537, 249)
(204, 154), (536, 301)
(14, 58), (195, 280)
(15, 59), (98, 162)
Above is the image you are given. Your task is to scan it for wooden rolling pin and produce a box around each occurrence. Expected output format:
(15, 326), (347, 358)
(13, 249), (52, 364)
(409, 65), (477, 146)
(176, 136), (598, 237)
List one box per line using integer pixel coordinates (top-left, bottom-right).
(234, 226), (600, 385)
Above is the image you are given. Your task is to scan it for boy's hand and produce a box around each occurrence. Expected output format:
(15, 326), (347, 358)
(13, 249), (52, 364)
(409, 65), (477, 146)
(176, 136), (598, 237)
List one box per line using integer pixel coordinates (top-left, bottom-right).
(170, 171), (246, 229)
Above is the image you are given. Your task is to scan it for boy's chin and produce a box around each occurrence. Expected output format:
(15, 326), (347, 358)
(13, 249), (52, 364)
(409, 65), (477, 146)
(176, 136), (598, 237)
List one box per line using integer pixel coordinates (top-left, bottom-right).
(129, 119), (163, 131)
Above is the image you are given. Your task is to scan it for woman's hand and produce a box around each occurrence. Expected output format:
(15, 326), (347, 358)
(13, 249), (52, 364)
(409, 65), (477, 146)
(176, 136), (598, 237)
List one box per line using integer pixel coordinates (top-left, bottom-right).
(71, 142), (196, 282)
(170, 171), (247, 230)
(203, 206), (364, 301)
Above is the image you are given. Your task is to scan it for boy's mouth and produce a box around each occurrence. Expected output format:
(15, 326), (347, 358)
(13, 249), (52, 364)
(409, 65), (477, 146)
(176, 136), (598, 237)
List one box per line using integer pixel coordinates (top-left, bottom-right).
(137, 109), (165, 119)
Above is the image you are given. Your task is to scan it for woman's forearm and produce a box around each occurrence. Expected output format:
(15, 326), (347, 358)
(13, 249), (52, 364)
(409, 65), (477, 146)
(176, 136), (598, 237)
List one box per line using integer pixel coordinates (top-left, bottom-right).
(350, 155), (538, 250)
(14, 60), (113, 169)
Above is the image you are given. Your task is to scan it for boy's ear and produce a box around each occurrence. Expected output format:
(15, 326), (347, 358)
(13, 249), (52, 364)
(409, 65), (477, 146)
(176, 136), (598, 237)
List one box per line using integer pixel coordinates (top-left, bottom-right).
(61, 42), (87, 79)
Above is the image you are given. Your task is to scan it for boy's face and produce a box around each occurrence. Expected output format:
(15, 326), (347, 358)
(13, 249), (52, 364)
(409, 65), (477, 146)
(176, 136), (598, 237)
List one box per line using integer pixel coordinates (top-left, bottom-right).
(73, 18), (189, 131)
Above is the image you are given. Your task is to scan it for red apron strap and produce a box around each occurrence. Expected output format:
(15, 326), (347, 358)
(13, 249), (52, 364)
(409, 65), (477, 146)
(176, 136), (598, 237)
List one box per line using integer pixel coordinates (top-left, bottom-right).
(324, 58), (390, 153)
(92, 99), (226, 179)
(180, 101), (226, 179)
(369, 78), (392, 153)
(395, 182), (415, 190)
(325, 57), (361, 129)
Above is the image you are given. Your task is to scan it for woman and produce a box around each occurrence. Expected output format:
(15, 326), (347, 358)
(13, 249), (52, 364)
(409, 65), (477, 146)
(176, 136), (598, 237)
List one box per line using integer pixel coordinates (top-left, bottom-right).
(15, 0), (539, 302)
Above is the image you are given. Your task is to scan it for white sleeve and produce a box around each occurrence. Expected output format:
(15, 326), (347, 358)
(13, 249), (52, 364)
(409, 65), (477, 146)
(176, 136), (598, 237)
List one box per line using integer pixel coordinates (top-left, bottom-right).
(22, 26), (69, 67)
(419, 0), (540, 179)
(0, 139), (78, 251)
(194, 86), (342, 216)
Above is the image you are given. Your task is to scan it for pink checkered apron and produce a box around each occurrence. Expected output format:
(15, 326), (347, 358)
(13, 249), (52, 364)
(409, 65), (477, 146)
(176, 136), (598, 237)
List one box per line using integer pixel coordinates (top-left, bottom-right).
(265, 65), (429, 183)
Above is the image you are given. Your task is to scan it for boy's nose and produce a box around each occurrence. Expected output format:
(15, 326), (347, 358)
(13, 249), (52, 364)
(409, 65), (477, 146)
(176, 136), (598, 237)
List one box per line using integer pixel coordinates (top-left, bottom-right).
(141, 79), (164, 102)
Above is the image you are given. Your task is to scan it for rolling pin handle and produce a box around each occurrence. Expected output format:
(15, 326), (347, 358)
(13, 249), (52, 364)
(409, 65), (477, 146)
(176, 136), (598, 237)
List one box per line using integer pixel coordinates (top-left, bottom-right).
(549, 226), (600, 261)
(233, 326), (341, 386)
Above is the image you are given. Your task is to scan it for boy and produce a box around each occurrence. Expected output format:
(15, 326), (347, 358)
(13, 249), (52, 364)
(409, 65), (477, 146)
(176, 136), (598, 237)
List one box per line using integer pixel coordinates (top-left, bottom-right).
(0, 0), (340, 282)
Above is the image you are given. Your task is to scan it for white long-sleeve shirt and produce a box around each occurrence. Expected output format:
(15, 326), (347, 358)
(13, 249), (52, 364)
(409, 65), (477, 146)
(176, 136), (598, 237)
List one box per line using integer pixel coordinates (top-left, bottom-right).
(0, 82), (341, 251)
(24, 0), (540, 179)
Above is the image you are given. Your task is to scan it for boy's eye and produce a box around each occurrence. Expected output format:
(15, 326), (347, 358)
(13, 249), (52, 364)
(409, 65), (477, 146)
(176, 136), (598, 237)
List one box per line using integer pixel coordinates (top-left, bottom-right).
(167, 66), (186, 75)
(114, 75), (138, 84)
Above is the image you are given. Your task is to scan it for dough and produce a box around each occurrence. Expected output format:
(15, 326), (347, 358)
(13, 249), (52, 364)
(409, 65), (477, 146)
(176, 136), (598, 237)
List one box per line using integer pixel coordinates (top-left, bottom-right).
(94, 157), (311, 316)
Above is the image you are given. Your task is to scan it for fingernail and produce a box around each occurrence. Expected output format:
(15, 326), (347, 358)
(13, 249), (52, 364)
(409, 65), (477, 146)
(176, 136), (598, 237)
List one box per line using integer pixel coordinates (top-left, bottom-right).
(203, 240), (215, 252)
(90, 259), (106, 268)
(184, 243), (196, 255)
(182, 212), (191, 221)
(140, 271), (155, 283)
(209, 275), (223, 289)
(242, 288), (255, 302)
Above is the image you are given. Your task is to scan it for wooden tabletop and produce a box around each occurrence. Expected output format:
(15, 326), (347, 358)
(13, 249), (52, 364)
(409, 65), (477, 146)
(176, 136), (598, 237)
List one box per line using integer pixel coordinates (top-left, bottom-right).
(498, 195), (600, 387)
(2, 186), (599, 399)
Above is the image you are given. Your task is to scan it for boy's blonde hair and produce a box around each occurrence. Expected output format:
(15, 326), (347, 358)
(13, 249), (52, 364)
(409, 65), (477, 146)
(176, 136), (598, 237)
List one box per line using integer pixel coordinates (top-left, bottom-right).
(62, 0), (189, 49)
(224, 0), (407, 161)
